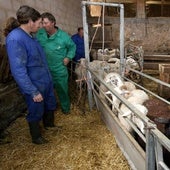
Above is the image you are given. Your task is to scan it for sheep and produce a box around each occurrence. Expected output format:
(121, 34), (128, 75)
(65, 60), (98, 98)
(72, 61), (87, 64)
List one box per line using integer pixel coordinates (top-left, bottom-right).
(97, 71), (149, 134)
(100, 77), (148, 134)
(99, 73), (135, 111)
(119, 103), (148, 134)
(88, 60), (118, 73)
(75, 58), (87, 82)
(97, 48), (119, 61)
(126, 89), (149, 104)
(121, 81), (136, 92)
(99, 73), (124, 109)
(117, 89), (149, 133)
(126, 56), (140, 70)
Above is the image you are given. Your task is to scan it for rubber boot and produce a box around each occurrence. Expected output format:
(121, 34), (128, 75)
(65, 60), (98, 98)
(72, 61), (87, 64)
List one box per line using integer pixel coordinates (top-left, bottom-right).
(43, 111), (55, 128)
(28, 122), (48, 144)
(43, 111), (62, 130)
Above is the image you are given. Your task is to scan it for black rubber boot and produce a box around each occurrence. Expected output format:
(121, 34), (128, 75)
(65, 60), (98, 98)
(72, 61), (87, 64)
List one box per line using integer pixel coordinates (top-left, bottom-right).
(28, 122), (48, 144)
(43, 111), (62, 130)
(43, 111), (55, 128)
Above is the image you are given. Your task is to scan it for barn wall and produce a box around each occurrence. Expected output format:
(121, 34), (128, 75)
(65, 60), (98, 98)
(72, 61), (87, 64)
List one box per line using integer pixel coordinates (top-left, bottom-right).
(112, 18), (170, 54)
(89, 17), (170, 54)
(87, 0), (170, 54)
(0, 0), (83, 43)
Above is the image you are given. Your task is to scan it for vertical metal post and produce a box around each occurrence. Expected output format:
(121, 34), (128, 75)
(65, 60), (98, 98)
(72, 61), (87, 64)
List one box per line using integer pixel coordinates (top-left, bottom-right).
(146, 129), (156, 170)
(155, 140), (164, 170)
(82, 2), (90, 63)
(119, 4), (125, 77)
(102, 4), (105, 51)
(82, 2), (93, 110)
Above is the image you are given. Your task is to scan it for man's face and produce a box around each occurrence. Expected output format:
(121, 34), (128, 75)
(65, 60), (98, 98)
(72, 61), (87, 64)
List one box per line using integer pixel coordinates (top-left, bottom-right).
(79, 29), (84, 37)
(30, 18), (42, 33)
(42, 18), (55, 33)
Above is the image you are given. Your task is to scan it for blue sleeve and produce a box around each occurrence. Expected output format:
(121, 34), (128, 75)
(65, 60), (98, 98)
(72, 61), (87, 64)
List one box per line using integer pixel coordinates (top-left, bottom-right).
(71, 34), (77, 44)
(6, 39), (40, 97)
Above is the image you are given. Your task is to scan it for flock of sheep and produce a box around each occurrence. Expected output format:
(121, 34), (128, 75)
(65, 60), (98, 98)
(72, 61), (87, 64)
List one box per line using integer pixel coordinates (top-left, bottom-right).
(74, 48), (170, 139)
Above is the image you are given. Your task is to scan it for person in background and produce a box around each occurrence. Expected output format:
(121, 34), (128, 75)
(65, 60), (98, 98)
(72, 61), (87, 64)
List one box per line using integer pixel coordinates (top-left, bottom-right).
(71, 27), (85, 64)
(4, 6), (57, 145)
(36, 12), (76, 115)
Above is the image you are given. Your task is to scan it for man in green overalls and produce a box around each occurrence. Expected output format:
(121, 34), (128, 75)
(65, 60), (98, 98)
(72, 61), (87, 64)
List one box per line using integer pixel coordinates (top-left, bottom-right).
(36, 12), (76, 114)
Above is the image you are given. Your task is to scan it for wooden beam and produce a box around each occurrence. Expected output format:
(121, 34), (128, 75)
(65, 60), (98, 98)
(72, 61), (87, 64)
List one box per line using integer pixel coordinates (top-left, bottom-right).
(146, 1), (170, 5)
(106, 0), (136, 3)
(136, 0), (146, 18)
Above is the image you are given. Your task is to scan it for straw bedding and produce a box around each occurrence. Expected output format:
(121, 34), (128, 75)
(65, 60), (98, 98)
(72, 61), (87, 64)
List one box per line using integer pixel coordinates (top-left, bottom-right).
(0, 103), (130, 170)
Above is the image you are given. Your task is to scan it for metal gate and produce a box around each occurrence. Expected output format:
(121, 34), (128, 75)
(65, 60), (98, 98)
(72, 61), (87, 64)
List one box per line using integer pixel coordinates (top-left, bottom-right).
(81, 1), (170, 170)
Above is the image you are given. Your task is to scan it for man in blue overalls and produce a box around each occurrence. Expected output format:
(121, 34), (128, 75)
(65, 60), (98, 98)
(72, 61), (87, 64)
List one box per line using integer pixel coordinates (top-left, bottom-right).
(4, 6), (57, 144)
(71, 27), (85, 64)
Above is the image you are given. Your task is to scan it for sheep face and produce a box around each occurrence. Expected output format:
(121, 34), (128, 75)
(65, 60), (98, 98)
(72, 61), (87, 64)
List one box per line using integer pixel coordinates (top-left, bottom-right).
(104, 73), (124, 88)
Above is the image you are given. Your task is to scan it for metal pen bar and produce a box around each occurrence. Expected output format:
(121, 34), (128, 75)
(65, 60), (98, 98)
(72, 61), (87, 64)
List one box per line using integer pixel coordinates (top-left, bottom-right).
(81, 1), (125, 110)
(128, 67), (170, 88)
(152, 129), (170, 152)
(102, 5), (105, 51)
(120, 4), (125, 76)
(82, 1), (123, 7)
(146, 131), (156, 170)
(123, 76), (170, 106)
(158, 161), (170, 170)
(82, 3), (90, 63)
(82, 2), (94, 110)
(155, 140), (164, 170)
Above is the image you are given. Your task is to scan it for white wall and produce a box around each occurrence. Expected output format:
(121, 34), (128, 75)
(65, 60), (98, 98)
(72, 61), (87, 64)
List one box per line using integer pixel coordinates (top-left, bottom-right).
(0, 0), (83, 42)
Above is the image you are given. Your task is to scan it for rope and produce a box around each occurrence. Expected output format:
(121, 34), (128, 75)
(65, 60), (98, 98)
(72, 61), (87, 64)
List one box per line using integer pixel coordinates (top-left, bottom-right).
(89, 16), (101, 53)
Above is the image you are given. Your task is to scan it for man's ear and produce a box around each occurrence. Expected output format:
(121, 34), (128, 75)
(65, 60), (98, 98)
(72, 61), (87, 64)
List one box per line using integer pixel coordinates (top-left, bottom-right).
(28, 19), (33, 26)
(52, 21), (55, 27)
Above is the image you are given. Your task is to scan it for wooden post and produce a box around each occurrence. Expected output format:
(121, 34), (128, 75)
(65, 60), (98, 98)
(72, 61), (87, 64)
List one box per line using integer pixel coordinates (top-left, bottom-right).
(158, 64), (170, 99)
(136, 0), (146, 18)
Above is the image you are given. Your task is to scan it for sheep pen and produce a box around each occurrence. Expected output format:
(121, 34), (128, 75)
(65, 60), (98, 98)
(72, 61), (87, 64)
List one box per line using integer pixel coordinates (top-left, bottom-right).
(1, 58), (169, 169)
(0, 78), (130, 170)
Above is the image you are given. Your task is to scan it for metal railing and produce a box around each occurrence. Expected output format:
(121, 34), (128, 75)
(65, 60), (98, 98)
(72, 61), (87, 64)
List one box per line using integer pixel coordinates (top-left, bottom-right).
(87, 66), (170, 170)
(81, 1), (170, 169)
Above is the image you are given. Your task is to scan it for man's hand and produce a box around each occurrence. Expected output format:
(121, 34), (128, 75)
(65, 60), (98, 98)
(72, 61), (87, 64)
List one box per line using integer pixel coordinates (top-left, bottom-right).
(63, 58), (70, 66)
(33, 93), (43, 102)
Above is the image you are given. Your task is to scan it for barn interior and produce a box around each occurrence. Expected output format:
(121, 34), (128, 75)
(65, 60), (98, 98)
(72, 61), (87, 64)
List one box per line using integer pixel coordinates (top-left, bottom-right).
(0, 0), (170, 170)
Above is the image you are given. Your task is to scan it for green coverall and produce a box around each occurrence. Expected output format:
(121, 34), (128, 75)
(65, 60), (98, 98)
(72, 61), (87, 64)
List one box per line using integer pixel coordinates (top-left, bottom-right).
(36, 28), (76, 113)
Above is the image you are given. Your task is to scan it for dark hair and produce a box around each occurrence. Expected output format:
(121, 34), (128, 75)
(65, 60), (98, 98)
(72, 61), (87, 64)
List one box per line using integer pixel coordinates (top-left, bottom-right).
(41, 12), (56, 25)
(16, 5), (41, 24)
(3, 17), (20, 37)
(3, 6), (41, 37)
(78, 27), (83, 32)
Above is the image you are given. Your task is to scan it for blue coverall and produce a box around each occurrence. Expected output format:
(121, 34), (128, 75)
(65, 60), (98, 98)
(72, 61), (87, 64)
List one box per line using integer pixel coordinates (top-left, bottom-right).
(71, 33), (85, 62)
(6, 28), (57, 122)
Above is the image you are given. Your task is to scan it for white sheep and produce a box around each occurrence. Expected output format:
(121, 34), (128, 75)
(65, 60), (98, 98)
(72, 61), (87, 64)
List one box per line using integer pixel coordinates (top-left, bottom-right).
(97, 48), (119, 61)
(99, 72), (127, 111)
(75, 58), (87, 82)
(126, 56), (139, 70)
(118, 88), (149, 134)
(104, 72), (124, 87)
(126, 89), (149, 104)
(123, 81), (136, 91)
(119, 103), (148, 134)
